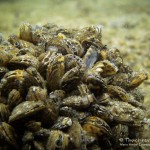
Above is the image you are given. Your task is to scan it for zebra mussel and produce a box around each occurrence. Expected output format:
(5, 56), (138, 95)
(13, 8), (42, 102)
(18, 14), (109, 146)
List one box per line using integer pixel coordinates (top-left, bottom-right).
(0, 23), (148, 150)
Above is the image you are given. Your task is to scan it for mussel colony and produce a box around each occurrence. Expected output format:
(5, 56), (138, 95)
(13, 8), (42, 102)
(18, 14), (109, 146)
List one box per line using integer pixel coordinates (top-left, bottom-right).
(0, 23), (148, 150)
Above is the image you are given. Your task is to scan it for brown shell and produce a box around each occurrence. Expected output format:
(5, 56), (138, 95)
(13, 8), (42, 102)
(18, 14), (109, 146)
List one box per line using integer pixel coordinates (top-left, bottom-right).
(129, 72), (148, 89)
(46, 130), (69, 150)
(46, 53), (65, 91)
(9, 101), (45, 123)
(0, 103), (10, 122)
(26, 86), (47, 101)
(0, 122), (19, 149)
(82, 116), (112, 137)
(8, 54), (39, 70)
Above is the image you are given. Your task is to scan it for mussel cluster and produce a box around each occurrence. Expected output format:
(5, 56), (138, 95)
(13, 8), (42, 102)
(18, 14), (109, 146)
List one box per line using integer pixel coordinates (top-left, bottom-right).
(0, 23), (148, 150)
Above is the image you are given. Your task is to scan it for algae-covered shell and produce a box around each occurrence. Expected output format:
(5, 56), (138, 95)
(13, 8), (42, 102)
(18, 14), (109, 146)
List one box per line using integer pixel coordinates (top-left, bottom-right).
(46, 53), (65, 91)
(8, 54), (39, 70)
(0, 103), (10, 122)
(0, 50), (11, 66)
(19, 23), (33, 42)
(82, 116), (112, 137)
(101, 60), (118, 76)
(52, 116), (72, 130)
(105, 100), (145, 126)
(0, 67), (9, 80)
(26, 86), (47, 101)
(0, 122), (19, 149)
(68, 120), (87, 150)
(62, 94), (94, 110)
(46, 130), (69, 150)
(24, 120), (42, 132)
(9, 101), (45, 123)
(0, 69), (28, 96)
(107, 85), (130, 102)
(129, 72), (148, 89)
